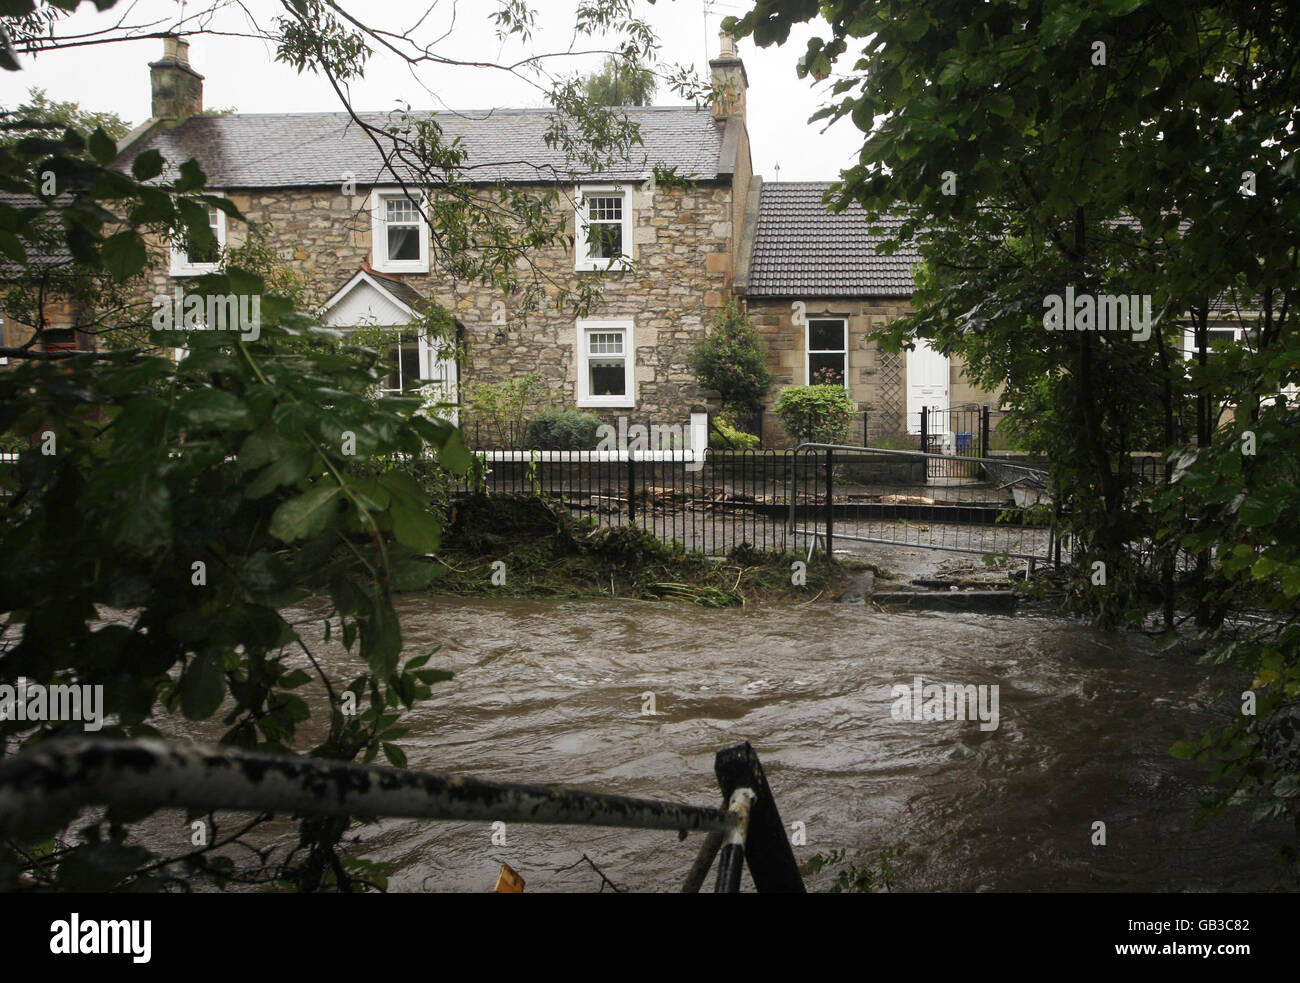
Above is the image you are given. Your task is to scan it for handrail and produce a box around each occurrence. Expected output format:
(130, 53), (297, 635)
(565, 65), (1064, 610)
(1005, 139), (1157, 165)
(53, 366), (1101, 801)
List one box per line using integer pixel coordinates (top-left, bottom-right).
(0, 737), (805, 893)
(787, 441), (1053, 562)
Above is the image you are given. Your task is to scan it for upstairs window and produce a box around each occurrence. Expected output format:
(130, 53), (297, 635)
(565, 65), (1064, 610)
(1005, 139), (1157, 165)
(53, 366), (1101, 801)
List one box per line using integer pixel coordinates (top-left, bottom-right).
(370, 189), (429, 273)
(170, 204), (225, 276)
(575, 185), (633, 271)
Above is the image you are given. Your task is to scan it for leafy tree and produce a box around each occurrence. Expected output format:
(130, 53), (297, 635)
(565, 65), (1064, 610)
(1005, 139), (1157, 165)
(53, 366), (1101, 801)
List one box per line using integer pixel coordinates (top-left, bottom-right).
(582, 54), (657, 106)
(0, 0), (697, 892)
(690, 300), (772, 413)
(0, 87), (130, 144)
(728, 0), (1300, 862)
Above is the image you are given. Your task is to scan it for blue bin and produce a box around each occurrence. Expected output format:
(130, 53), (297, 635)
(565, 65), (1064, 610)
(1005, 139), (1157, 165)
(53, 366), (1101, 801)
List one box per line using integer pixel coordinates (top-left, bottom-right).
(956, 432), (973, 453)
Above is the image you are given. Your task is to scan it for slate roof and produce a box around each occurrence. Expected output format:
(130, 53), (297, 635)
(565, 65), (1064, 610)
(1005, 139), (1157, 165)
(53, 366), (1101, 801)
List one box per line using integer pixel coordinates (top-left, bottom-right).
(117, 106), (730, 189)
(0, 191), (74, 280)
(746, 182), (920, 298)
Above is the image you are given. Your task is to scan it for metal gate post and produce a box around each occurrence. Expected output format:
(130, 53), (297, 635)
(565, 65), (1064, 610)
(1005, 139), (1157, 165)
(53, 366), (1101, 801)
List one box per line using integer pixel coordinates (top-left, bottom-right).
(627, 451), (636, 525)
(824, 446), (834, 559)
(920, 406), (929, 479)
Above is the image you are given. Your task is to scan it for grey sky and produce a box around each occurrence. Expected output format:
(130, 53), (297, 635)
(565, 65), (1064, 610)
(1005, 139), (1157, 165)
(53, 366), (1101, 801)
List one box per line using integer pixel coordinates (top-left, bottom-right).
(0, 0), (866, 183)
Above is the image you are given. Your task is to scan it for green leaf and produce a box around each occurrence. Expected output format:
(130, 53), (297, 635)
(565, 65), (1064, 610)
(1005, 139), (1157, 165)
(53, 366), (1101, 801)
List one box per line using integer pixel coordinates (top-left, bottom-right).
(102, 230), (147, 281)
(382, 743), (408, 768)
(175, 158), (207, 193)
(0, 230), (26, 265)
(1239, 497), (1281, 527)
(174, 389), (253, 430)
(87, 127), (117, 165)
(391, 503), (441, 553)
(361, 599), (402, 676)
(131, 148), (165, 181)
(436, 428), (474, 475)
(986, 92), (1015, 119)
(1250, 555), (1282, 580)
(247, 448), (315, 498)
(180, 651), (226, 720)
(269, 484), (341, 542)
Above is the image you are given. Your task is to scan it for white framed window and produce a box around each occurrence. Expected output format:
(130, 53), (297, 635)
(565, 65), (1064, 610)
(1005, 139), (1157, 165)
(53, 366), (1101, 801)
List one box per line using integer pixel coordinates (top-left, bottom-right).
(1182, 322), (1298, 406)
(806, 317), (848, 387)
(1181, 323), (1244, 359)
(379, 333), (427, 395)
(0, 306), (7, 365)
(576, 319), (635, 408)
(575, 184), (633, 271)
(169, 204), (225, 276)
(370, 188), (429, 274)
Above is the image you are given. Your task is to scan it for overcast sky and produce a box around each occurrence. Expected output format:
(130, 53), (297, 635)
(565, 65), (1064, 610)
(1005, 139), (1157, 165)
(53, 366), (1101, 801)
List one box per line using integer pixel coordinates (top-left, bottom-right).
(0, 0), (866, 183)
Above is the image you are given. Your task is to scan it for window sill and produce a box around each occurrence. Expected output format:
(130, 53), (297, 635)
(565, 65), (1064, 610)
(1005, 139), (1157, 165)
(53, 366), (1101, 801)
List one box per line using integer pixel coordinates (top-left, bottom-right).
(574, 259), (633, 273)
(577, 397), (635, 409)
(372, 261), (428, 275)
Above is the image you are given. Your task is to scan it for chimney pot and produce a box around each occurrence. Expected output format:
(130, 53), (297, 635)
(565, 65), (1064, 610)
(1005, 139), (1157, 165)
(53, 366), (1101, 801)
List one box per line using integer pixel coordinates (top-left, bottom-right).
(150, 34), (204, 121)
(708, 33), (747, 122)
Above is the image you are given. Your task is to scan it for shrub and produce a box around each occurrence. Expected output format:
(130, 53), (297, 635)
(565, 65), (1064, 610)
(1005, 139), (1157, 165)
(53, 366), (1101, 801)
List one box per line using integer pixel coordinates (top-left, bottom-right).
(525, 409), (603, 449)
(709, 415), (760, 450)
(462, 373), (556, 448)
(689, 301), (772, 412)
(774, 385), (856, 445)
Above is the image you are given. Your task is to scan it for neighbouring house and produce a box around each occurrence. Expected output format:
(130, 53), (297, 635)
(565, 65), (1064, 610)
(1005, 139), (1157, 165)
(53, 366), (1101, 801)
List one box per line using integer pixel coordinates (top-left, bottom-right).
(0, 192), (88, 365)
(738, 180), (1000, 446)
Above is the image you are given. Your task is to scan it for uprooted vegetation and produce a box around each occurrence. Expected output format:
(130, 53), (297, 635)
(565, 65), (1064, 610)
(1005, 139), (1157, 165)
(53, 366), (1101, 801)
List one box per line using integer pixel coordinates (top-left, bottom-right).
(424, 494), (885, 606)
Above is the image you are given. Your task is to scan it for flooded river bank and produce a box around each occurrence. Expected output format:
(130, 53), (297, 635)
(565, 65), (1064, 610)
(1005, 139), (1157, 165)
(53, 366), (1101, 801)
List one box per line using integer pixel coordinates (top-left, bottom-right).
(199, 594), (1284, 892)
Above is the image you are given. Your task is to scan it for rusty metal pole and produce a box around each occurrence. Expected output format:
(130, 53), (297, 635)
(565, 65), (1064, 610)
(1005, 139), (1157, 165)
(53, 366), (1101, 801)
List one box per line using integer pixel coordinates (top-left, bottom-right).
(714, 787), (756, 893)
(0, 738), (733, 840)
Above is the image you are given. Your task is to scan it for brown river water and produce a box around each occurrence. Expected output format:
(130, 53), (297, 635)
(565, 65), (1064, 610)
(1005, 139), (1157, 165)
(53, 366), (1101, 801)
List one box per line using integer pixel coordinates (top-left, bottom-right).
(168, 594), (1289, 893)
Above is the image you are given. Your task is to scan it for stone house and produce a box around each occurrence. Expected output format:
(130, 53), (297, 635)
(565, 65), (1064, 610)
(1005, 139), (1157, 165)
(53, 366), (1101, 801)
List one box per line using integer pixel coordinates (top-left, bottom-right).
(738, 180), (999, 446)
(114, 36), (1012, 447)
(115, 36), (754, 440)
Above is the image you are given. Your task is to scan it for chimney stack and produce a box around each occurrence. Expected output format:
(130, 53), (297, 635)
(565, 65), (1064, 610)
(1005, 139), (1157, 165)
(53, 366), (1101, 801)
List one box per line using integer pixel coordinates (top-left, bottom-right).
(709, 31), (747, 122)
(150, 35), (203, 121)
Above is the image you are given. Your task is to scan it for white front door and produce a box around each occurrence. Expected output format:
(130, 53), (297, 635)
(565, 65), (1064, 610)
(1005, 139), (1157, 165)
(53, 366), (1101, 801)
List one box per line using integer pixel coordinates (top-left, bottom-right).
(906, 339), (949, 434)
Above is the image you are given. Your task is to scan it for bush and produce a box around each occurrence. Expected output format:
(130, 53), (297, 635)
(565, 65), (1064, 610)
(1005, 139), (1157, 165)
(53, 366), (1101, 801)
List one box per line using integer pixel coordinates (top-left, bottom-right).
(690, 301), (772, 412)
(462, 373), (556, 449)
(525, 409), (603, 449)
(774, 385), (856, 445)
(709, 416), (760, 450)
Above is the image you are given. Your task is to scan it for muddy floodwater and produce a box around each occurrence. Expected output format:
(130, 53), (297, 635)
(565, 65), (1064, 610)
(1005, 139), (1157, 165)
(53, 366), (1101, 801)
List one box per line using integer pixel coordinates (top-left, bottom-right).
(148, 591), (1291, 892)
(166, 593), (1277, 893)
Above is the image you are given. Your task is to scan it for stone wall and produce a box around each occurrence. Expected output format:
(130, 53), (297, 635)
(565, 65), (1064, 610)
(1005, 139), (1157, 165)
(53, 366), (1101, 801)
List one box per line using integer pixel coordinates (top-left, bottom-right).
(137, 180), (738, 431)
